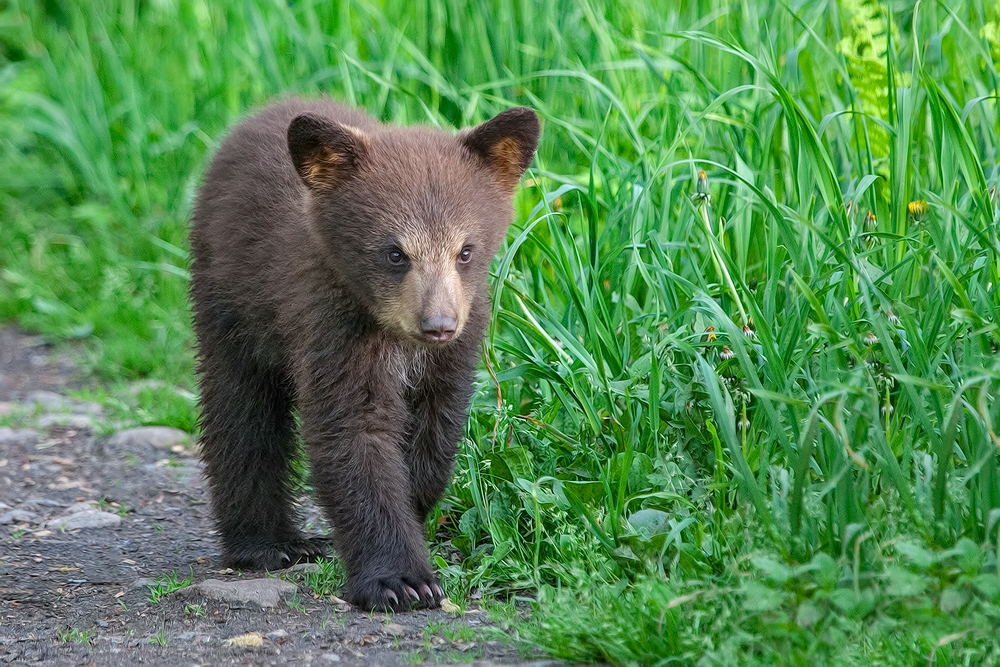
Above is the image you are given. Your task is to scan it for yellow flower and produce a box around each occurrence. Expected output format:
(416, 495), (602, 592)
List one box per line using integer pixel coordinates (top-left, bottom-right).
(907, 200), (927, 221)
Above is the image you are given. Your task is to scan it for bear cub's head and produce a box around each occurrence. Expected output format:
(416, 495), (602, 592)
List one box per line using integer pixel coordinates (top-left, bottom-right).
(287, 107), (540, 346)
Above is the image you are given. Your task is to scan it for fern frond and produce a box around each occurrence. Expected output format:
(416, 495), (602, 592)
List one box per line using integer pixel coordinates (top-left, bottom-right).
(836, 0), (908, 165)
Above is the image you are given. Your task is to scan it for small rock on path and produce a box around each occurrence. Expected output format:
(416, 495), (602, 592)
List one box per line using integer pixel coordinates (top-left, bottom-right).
(179, 578), (299, 609)
(106, 426), (191, 451)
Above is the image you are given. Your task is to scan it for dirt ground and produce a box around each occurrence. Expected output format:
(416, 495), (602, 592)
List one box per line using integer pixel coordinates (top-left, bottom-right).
(0, 328), (548, 666)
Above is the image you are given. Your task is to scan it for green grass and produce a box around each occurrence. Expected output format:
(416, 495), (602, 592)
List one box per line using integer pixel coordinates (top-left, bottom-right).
(57, 626), (94, 647)
(4, 0), (1000, 664)
(146, 569), (193, 604)
(298, 557), (348, 599)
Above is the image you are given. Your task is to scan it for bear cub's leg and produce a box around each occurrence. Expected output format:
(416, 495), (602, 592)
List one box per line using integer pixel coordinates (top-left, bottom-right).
(196, 337), (326, 570)
(297, 342), (446, 611)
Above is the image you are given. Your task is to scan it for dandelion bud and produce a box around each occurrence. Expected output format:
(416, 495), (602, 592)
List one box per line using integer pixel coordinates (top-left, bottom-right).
(693, 170), (711, 203)
(864, 210), (877, 231)
(697, 170), (709, 195)
(886, 310), (899, 326)
(720, 345), (735, 361)
(907, 200), (927, 222)
(742, 319), (757, 340)
(864, 331), (878, 346)
(704, 326), (717, 342)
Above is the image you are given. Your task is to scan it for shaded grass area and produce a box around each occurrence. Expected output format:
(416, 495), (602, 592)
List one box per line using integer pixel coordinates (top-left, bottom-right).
(3, 0), (1000, 663)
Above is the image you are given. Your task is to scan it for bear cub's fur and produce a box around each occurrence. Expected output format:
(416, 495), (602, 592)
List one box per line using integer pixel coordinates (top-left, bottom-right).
(189, 99), (539, 611)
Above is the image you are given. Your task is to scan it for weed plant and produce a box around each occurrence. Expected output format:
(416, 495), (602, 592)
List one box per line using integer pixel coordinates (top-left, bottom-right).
(3, 1), (1000, 663)
(146, 569), (193, 604)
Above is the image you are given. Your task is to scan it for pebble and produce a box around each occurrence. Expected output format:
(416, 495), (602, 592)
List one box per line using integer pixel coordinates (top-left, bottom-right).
(23, 390), (70, 412)
(24, 498), (63, 507)
(0, 510), (40, 525)
(266, 629), (288, 641)
(383, 623), (407, 637)
(179, 578), (298, 608)
(22, 390), (101, 415)
(0, 427), (40, 446)
(46, 509), (121, 530)
(320, 654), (341, 663)
(38, 414), (94, 429)
(64, 502), (98, 514)
(107, 426), (191, 451)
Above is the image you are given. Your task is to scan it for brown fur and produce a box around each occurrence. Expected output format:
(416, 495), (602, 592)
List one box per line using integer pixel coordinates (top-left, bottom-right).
(189, 99), (539, 611)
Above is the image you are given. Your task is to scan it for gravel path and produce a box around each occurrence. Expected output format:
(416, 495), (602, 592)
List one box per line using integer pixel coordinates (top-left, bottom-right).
(0, 328), (545, 666)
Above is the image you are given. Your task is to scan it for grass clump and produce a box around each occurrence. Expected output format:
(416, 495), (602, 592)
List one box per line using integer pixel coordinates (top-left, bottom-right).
(300, 558), (347, 599)
(3, 0), (1000, 663)
(57, 626), (94, 647)
(146, 569), (193, 604)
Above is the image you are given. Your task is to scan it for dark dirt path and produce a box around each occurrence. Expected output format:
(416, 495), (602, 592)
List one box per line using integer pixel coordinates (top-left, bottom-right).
(0, 328), (544, 666)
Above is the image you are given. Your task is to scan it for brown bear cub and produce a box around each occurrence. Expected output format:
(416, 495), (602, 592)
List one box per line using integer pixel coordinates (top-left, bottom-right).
(189, 99), (539, 611)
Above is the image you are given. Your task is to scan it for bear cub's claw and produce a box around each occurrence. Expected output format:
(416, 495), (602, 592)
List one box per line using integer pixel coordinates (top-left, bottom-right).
(346, 572), (445, 611)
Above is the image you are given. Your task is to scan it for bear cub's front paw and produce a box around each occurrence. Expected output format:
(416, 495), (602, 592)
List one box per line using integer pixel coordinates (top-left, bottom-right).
(345, 569), (446, 611)
(224, 536), (328, 571)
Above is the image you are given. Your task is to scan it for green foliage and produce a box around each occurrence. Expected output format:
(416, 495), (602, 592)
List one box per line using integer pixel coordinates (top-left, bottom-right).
(184, 603), (205, 617)
(57, 626), (95, 647)
(146, 569), (193, 604)
(836, 0), (905, 164)
(71, 383), (198, 435)
(4, 0), (1000, 663)
(148, 623), (169, 647)
(527, 557), (1000, 665)
(300, 558), (348, 599)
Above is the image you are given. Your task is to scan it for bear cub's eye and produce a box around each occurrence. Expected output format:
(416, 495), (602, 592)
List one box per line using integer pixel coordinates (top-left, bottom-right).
(458, 246), (473, 264)
(387, 248), (406, 265)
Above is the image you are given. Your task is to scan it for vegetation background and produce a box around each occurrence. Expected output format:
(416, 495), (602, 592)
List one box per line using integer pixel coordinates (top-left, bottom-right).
(2, 0), (1000, 663)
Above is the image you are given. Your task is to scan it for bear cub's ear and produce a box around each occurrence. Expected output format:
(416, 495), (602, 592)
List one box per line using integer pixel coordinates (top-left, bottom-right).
(460, 107), (540, 191)
(288, 114), (369, 191)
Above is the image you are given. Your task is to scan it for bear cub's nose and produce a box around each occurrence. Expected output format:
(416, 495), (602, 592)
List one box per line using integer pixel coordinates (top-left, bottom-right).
(420, 315), (457, 342)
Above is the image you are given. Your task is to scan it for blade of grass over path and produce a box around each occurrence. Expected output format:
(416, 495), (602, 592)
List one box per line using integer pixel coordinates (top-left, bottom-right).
(3, 0), (1000, 663)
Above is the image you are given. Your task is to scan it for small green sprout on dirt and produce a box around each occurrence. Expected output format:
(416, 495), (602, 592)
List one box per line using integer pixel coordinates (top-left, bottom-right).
(58, 627), (94, 647)
(147, 570), (193, 604)
(286, 591), (307, 613)
(184, 603), (205, 617)
(149, 623), (169, 646)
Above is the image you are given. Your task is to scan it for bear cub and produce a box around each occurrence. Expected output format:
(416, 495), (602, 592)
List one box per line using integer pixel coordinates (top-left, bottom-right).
(189, 99), (539, 611)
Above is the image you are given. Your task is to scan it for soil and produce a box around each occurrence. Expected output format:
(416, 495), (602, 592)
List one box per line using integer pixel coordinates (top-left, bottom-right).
(0, 328), (546, 666)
